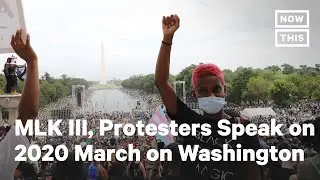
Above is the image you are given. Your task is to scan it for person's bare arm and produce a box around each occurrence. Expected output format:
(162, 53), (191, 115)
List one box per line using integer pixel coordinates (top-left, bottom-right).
(155, 15), (180, 116)
(0, 29), (38, 179)
(11, 30), (39, 126)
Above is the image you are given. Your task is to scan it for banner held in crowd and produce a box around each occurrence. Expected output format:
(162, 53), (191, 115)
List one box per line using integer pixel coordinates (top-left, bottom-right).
(0, 0), (26, 54)
(148, 105), (174, 145)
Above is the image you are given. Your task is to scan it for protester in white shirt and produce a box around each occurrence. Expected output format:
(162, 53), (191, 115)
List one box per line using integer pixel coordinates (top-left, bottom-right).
(0, 29), (39, 180)
(0, 126), (30, 179)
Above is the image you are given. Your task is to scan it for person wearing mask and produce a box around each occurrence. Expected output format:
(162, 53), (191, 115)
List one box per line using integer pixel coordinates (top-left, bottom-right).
(0, 29), (40, 180)
(154, 14), (262, 180)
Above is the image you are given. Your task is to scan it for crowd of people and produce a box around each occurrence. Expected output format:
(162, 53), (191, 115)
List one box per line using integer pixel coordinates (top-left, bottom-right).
(0, 14), (319, 180)
(0, 89), (163, 180)
(1, 88), (319, 180)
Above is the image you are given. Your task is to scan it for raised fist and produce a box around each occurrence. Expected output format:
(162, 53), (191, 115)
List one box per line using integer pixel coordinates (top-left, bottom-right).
(162, 14), (180, 37)
(11, 29), (37, 64)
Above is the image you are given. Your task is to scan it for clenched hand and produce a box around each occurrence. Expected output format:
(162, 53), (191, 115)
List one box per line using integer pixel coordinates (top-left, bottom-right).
(162, 14), (180, 37)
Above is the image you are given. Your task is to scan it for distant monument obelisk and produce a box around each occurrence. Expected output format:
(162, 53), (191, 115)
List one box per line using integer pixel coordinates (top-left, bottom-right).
(100, 42), (106, 85)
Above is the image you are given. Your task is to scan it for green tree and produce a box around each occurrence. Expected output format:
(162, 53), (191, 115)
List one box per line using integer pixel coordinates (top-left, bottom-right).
(281, 63), (295, 74)
(61, 74), (67, 80)
(142, 74), (155, 93)
(228, 67), (256, 103)
(0, 72), (93, 107)
(312, 89), (320, 101)
(42, 72), (53, 81)
(223, 69), (235, 89)
(259, 70), (282, 81)
(175, 64), (196, 98)
(265, 65), (281, 72)
(244, 76), (272, 103)
(122, 63), (320, 106)
(270, 79), (298, 106)
(0, 74), (6, 93)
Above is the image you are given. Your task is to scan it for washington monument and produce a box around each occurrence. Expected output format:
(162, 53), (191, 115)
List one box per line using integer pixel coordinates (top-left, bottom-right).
(100, 42), (106, 85)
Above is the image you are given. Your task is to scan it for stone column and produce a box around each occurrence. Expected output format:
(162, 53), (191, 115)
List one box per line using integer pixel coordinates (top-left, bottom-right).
(0, 94), (21, 125)
(8, 108), (18, 125)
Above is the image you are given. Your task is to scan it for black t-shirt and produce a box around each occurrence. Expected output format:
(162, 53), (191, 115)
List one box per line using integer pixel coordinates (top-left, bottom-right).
(166, 97), (260, 180)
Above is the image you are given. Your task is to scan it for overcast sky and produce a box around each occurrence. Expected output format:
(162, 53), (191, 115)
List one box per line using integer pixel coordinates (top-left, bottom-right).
(1, 0), (319, 81)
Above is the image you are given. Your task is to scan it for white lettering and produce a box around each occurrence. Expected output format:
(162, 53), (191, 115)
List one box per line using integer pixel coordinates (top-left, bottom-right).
(302, 123), (314, 136)
(280, 15), (304, 23)
(75, 145), (93, 161)
(270, 118), (283, 136)
(289, 123), (301, 136)
(201, 123), (212, 136)
(99, 119), (113, 136)
(179, 123), (191, 136)
(179, 145), (198, 161)
(158, 123), (169, 136)
(217, 120), (231, 137)
(48, 119), (62, 136)
(34, 120), (46, 136)
(15, 120), (30, 136)
(298, 34), (304, 42)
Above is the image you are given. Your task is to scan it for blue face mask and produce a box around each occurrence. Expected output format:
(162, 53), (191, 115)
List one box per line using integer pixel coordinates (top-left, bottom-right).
(198, 97), (227, 114)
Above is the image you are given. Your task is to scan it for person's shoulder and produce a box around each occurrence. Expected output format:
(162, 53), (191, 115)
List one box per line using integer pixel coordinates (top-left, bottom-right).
(167, 97), (202, 122)
(2, 126), (29, 144)
(177, 98), (202, 115)
(174, 97), (189, 110)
